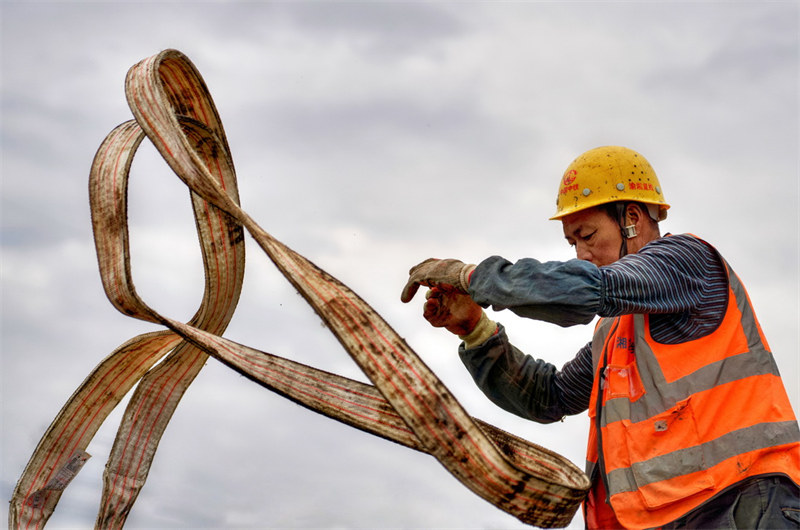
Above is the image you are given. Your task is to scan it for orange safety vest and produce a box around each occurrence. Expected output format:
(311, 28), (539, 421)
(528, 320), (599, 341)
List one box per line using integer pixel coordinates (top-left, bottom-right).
(584, 239), (800, 529)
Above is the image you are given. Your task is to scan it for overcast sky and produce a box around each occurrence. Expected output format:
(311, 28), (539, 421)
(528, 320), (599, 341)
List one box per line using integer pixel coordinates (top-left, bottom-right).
(2, 2), (798, 529)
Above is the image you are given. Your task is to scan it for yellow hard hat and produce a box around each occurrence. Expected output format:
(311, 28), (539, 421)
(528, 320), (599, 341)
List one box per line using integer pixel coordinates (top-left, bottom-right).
(550, 146), (670, 221)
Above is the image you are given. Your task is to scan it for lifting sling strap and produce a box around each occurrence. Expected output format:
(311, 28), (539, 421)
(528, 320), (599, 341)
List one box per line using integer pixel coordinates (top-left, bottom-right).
(9, 49), (590, 530)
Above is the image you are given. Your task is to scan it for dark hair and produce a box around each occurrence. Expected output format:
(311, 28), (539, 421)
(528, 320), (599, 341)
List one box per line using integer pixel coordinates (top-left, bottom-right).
(598, 202), (623, 221)
(598, 201), (660, 229)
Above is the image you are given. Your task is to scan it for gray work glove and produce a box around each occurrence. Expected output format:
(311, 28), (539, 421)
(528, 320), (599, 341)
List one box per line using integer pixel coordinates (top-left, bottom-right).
(400, 258), (476, 303)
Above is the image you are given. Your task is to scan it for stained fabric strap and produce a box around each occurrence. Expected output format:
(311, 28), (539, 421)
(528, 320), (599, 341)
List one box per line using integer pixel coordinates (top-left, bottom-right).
(9, 49), (589, 530)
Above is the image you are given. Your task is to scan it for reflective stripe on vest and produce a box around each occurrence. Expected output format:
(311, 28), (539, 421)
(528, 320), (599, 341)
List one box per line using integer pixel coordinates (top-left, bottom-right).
(584, 240), (800, 529)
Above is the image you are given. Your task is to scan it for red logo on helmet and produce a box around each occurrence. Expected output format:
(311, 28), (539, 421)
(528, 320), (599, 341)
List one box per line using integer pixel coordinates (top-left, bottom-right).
(562, 170), (577, 186)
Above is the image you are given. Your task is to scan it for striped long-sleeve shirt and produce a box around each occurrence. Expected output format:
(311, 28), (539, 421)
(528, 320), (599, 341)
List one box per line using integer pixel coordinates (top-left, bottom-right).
(459, 233), (729, 423)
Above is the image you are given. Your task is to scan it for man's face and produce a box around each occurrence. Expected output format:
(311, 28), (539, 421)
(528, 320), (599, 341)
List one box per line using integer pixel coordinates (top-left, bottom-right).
(561, 207), (623, 267)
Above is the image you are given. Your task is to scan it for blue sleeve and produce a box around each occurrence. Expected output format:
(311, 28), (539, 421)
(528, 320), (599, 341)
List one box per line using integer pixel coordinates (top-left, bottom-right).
(458, 326), (594, 422)
(469, 256), (603, 327)
(458, 234), (728, 421)
(468, 235), (726, 341)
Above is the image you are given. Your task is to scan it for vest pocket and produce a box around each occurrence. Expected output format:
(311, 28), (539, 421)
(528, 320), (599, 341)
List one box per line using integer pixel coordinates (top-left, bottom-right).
(605, 362), (644, 400)
(622, 397), (716, 509)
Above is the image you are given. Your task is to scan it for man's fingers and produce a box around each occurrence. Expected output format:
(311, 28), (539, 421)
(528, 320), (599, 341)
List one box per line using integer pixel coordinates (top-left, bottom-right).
(402, 258), (472, 303)
(401, 260), (438, 302)
(401, 279), (457, 304)
(423, 297), (449, 328)
(408, 257), (438, 276)
(401, 279), (423, 303)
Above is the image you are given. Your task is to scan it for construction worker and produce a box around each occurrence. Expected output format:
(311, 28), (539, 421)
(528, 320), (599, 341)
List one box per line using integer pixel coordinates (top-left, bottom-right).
(400, 146), (800, 529)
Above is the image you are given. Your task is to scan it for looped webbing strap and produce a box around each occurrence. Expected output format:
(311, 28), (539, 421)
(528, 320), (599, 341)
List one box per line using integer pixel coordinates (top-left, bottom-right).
(9, 49), (589, 529)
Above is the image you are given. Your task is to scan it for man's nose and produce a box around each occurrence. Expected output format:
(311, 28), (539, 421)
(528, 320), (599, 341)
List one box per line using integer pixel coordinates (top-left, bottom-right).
(575, 243), (592, 262)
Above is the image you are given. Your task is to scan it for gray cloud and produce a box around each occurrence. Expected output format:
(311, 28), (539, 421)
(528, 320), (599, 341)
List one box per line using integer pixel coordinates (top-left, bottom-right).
(3, 2), (797, 529)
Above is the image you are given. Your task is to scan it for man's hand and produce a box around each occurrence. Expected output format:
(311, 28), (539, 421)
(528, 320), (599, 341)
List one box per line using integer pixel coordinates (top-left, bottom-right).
(423, 286), (483, 336)
(400, 258), (476, 303)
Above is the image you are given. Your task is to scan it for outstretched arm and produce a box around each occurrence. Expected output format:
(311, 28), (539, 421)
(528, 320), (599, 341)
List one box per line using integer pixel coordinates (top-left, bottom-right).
(459, 329), (594, 423)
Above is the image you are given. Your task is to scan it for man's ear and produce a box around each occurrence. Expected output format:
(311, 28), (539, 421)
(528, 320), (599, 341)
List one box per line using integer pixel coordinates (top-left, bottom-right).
(625, 203), (644, 228)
